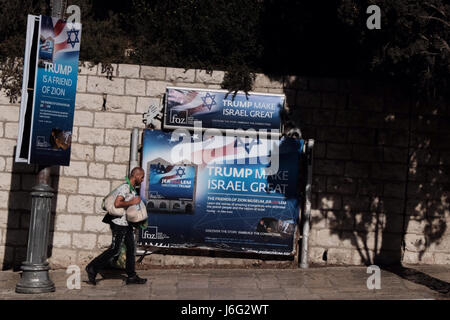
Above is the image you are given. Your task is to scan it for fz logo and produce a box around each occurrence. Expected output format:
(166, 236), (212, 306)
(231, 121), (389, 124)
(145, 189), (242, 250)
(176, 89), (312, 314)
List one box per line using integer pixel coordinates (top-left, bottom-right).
(170, 110), (187, 124)
(142, 227), (158, 239)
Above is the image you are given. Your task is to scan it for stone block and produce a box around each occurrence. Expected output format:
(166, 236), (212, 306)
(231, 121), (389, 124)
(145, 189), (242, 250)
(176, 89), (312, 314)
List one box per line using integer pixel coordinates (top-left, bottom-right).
(326, 248), (353, 265)
(54, 214), (83, 231)
(95, 146), (115, 162)
(402, 250), (434, 264)
(140, 66), (166, 80)
(52, 231), (71, 248)
(352, 145), (383, 162)
(106, 164), (128, 180)
(196, 69), (224, 84)
(55, 194), (67, 212)
(126, 79), (146, 96)
(70, 143), (94, 161)
(94, 112), (126, 128)
(312, 229), (342, 248)
(0, 172), (18, 190)
(72, 233), (97, 250)
(0, 138), (16, 156)
(377, 129), (409, 147)
(318, 194), (342, 210)
(4, 122), (18, 139)
(49, 248), (78, 268)
(253, 74), (283, 89)
(126, 114), (144, 128)
(57, 177), (78, 193)
(344, 162), (370, 178)
(88, 163), (105, 179)
(296, 91), (321, 108)
(0, 105), (19, 121)
(75, 93), (104, 111)
(371, 163), (407, 181)
(106, 95), (136, 113)
(77, 75), (87, 92)
(73, 110), (94, 127)
(87, 76), (125, 95)
(105, 129), (130, 146)
(67, 195), (95, 214)
(118, 64), (140, 78)
(316, 127), (348, 143)
(327, 143), (351, 160)
(348, 128), (375, 144)
(63, 161), (88, 177)
(78, 62), (98, 75)
(78, 178), (110, 196)
(321, 92), (347, 109)
(433, 253), (450, 264)
(314, 159), (345, 176)
(136, 96), (161, 114)
(84, 215), (110, 233)
(98, 234), (112, 248)
(342, 196), (371, 211)
(78, 127), (104, 145)
(146, 80), (168, 97)
(114, 147), (130, 163)
(326, 176), (356, 195)
(165, 67), (195, 82)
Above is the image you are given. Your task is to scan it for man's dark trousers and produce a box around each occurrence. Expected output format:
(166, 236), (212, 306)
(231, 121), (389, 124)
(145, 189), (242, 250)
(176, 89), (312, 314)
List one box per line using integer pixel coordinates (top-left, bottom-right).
(87, 223), (136, 277)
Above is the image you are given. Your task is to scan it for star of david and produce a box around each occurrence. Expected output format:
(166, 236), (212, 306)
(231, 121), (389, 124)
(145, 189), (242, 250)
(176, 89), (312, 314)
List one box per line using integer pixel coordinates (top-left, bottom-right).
(66, 28), (80, 48)
(176, 167), (186, 178)
(201, 92), (217, 111)
(235, 137), (260, 153)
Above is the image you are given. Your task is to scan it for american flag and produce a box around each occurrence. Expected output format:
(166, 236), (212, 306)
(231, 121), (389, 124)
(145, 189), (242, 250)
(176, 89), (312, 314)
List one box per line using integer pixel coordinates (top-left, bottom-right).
(39, 15), (81, 60)
(150, 165), (188, 184)
(168, 89), (217, 116)
(170, 135), (271, 167)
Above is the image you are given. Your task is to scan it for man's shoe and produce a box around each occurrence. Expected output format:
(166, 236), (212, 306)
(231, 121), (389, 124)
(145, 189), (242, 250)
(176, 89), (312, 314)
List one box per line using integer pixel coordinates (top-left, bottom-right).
(85, 265), (97, 285)
(126, 274), (147, 285)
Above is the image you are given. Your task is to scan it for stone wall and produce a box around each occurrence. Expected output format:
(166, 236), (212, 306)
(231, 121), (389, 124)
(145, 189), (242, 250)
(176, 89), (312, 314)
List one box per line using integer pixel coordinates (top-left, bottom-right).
(0, 62), (449, 269)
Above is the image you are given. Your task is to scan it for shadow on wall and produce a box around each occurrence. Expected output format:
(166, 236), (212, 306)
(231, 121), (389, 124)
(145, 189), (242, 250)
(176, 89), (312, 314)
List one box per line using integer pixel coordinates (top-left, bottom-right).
(2, 148), (59, 271)
(277, 75), (449, 267)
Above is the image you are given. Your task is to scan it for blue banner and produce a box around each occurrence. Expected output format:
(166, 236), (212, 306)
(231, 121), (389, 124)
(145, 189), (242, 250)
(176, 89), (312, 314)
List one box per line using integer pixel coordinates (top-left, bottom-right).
(164, 87), (284, 133)
(139, 129), (302, 255)
(28, 15), (81, 165)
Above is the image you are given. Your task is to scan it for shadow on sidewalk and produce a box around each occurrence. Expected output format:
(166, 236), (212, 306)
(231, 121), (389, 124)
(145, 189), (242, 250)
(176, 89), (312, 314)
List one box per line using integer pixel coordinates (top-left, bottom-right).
(383, 265), (450, 296)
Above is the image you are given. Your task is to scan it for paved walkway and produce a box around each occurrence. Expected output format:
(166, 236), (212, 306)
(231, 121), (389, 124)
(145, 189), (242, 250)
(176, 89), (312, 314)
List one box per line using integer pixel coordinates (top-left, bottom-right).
(0, 265), (449, 300)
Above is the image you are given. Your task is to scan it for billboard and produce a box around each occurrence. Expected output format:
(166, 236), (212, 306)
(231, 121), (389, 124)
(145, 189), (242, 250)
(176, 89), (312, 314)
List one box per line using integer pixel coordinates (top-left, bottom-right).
(139, 129), (302, 255)
(15, 15), (82, 166)
(163, 87), (284, 134)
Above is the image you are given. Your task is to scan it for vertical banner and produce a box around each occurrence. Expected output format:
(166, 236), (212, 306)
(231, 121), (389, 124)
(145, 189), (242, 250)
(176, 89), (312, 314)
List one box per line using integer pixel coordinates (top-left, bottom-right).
(139, 129), (302, 255)
(164, 87), (284, 133)
(21, 15), (82, 166)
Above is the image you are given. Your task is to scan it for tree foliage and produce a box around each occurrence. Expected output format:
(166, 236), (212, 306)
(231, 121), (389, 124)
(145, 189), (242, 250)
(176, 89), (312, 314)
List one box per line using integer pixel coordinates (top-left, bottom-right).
(0, 0), (448, 102)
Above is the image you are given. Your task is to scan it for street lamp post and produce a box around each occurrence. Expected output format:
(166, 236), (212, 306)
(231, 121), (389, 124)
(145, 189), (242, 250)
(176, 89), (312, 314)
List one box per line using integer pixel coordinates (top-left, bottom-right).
(15, 0), (66, 294)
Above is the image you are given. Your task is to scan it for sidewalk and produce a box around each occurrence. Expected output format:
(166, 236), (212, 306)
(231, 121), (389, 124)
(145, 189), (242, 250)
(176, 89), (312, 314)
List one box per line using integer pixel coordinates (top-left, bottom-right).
(0, 265), (449, 300)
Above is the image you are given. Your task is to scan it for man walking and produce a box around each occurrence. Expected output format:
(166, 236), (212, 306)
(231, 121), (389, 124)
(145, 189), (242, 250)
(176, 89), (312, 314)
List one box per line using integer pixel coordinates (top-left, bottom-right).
(85, 167), (147, 285)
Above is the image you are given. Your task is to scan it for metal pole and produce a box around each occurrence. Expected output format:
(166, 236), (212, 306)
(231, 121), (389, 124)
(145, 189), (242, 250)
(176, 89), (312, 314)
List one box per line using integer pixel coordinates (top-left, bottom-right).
(130, 128), (139, 173)
(16, 0), (67, 293)
(130, 128), (140, 258)
(300, 139), (314, 269)
(16, 166), (55, 293)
